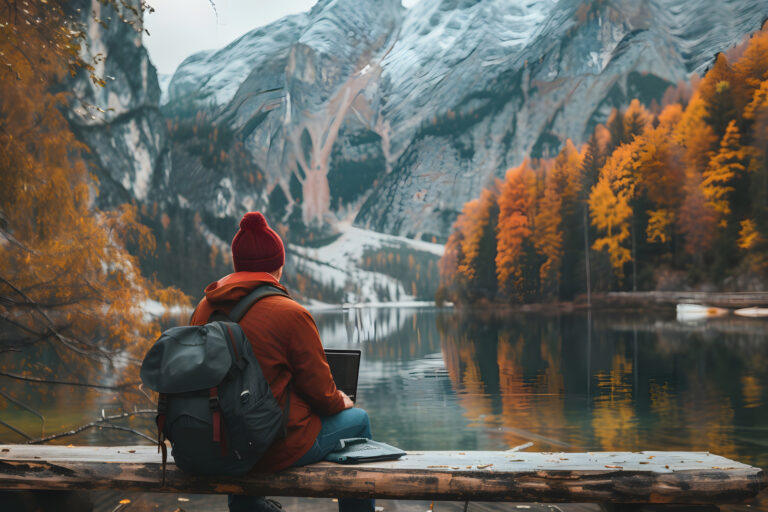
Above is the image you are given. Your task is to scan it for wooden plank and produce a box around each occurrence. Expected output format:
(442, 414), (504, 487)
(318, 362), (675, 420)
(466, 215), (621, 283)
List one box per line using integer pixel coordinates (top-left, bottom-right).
(0, 445), (765, 504)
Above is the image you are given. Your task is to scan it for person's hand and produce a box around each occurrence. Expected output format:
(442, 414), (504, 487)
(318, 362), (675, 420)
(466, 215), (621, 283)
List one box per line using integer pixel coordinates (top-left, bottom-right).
(340, 390), (354, 409)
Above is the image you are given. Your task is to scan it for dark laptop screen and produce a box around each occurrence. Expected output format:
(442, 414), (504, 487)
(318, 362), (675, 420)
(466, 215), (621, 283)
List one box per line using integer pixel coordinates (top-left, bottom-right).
(324, 349), (361, 403)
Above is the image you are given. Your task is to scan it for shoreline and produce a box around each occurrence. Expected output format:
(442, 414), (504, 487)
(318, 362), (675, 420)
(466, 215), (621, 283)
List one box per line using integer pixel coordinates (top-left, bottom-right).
(144, 291), (768, 317)
(445, 290), (768, 314)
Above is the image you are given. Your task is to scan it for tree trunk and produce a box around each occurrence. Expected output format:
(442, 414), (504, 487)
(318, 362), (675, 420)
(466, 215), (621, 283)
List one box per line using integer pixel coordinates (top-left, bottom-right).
(631, 220), (637, 292)
(583, 205), (591, 307)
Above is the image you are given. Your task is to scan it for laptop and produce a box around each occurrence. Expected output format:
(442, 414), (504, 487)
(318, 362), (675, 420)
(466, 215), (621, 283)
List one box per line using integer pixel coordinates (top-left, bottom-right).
(324, 349), (361, 403)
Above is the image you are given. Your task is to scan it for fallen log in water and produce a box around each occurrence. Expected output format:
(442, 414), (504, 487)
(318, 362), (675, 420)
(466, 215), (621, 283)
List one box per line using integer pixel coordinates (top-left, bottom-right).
(0, 445), (765, 505)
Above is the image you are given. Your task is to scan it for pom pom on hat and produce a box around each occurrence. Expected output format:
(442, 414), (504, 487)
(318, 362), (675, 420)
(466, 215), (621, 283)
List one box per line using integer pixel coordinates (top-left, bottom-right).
(240, 212), (267, 230)
(231, 212), (285, 273)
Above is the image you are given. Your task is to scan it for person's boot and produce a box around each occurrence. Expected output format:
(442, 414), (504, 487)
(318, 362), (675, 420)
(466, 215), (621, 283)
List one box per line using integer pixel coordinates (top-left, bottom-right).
(258, 498), (283, 511)
(228, 495), (283, 512)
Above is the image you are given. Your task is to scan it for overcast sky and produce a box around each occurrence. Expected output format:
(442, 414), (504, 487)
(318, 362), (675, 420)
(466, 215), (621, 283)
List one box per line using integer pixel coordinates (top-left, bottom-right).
(143, 0), (422, 76)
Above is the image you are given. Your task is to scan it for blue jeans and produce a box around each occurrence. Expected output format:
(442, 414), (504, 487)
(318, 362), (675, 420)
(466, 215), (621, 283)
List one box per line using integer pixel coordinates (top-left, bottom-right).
(229, 408), (375, 512)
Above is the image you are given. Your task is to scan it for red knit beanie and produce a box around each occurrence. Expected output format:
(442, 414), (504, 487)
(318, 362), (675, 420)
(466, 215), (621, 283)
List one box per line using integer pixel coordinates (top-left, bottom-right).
(231, 212), (285, 273)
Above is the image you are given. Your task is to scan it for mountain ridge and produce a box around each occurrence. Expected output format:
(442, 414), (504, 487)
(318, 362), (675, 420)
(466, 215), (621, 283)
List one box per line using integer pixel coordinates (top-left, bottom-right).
(163, 0), (767, 242)
(63, 0), (768, 298)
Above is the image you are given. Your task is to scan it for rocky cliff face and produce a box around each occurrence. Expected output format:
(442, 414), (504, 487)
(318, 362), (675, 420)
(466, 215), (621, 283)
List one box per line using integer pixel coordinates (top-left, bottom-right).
(165, 0), (767, 242)
(165, 0), (403, 229)
(66, 0), (171, 209)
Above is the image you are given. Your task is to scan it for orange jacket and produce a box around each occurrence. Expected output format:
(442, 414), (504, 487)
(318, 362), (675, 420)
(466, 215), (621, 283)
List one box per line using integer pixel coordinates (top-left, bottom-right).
(190, 271), (345, 472)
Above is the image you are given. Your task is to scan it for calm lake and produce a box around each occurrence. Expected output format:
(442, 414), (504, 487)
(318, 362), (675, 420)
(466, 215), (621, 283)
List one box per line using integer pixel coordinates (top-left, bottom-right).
(2, 307), (767, 470)
(318, 308), (768, 471)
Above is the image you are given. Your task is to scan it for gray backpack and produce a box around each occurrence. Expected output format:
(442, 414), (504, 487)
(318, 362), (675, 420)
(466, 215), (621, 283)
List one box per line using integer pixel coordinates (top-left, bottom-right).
(140, 285), (290, 480)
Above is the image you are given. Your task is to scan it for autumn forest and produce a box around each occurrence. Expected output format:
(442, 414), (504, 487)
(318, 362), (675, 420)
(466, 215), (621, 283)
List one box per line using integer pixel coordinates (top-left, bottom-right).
(439, 25), (768, 305)
(0, 1), (187, 391)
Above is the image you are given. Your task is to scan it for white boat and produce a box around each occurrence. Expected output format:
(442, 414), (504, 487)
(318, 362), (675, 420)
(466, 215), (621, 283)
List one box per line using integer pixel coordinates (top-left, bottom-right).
(734, 307), (768, 318)
(676, 303), (729, 321)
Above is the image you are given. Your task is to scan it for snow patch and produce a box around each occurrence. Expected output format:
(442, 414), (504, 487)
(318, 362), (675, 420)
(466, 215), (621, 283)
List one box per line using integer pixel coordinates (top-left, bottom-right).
(121, 121), (153, 201)
(296, 222), (444, 263)
(197, 222), (231, 260)
(142, 299), (193, 321)
(157, 73), (172, 105)
(214, 177), (236, 217)
(168, 13), (309, 107)
(290, 223), (444, 305)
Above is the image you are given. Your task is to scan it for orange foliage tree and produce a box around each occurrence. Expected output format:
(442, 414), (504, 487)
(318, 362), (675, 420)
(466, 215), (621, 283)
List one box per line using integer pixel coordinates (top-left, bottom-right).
(550, 139), (584, 216)
(632, 105), (685, 255)
(441, 187), (499, 300)
(677, 173), (717, 259)
(732, 28), (768, 110)
(495, 162), (534, 299)
(701, 120), (746, 227)
(0, 1), (187, 384)
(698, 53), (739, 139)
(589, 144), (636, 278)
(635, 106), (685, 211)
(622, 99), (654, 142)
(533, 179), (563, 298)
(743, 80), (768, 231)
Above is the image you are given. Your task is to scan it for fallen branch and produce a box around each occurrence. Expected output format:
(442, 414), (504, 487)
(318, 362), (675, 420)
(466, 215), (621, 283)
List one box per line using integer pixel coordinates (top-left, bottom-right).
(506, 441), (534, 453)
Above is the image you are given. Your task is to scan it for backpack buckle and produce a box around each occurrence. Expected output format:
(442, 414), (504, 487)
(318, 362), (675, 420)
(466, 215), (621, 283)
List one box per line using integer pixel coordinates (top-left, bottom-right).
(209, 395), (220, 410)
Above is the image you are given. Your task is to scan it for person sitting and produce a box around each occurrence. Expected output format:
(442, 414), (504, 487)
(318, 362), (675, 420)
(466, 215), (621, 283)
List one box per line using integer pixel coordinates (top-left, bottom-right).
(190, 211), (374, 512)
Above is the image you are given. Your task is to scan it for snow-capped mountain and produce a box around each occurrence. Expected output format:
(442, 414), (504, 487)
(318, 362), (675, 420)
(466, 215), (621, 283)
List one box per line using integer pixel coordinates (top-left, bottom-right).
(167, 13), (312, 109)
(165, 0), (767, 241)
(65, 0), (767, 301)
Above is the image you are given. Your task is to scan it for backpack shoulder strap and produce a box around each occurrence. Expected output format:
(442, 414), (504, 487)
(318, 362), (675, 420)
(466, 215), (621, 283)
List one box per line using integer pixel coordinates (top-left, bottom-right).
(228, 284), (291, 322)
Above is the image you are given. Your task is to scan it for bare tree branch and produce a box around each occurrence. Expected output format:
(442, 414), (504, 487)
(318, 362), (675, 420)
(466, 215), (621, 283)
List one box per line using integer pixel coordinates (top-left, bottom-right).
(0, 315), (53, 336)
(0, 419), (33, 440)
(0, 390), (45, 436)
(0, 276), (115, 360)
(0, 329), (65, 348)
(30, 423), (155, 445)
(0, 227), (34, 253)
(0, 295), (93, 309)
(27, 410), (156, 445)
(0, 370), (139, 390)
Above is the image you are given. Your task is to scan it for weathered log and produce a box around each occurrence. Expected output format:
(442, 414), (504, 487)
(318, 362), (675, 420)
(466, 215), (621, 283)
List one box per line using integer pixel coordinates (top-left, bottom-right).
(0, 445), (764, 504)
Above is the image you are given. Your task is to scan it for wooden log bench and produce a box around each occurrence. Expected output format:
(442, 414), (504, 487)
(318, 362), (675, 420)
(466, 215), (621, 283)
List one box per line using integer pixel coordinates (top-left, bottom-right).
(0, 445), (765, 506)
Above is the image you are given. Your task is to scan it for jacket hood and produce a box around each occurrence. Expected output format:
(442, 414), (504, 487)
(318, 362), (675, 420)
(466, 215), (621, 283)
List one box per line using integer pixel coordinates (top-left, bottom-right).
(204, 272), (287, 303)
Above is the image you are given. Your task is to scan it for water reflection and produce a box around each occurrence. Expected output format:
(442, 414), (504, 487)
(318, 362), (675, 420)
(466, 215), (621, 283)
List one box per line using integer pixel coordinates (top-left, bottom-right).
(592, 351), (637, 451)
(0, 342), (130, 438)
(314, 308), (768, 468)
